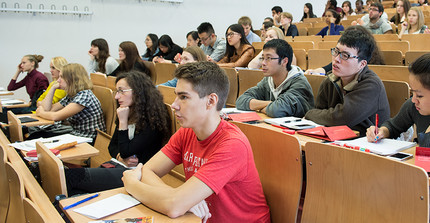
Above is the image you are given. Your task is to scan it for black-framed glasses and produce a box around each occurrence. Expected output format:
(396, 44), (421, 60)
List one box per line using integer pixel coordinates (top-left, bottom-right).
(331, 48), (360, 61)
(114, 89), (133, 95)
(226, 32), (239, 38)
(200, 34), (211, 42)
(259, 57), (280, 62)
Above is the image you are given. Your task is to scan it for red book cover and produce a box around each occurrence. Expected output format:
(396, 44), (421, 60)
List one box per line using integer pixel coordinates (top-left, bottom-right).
(297, 125), (357, 141)
(415, 147), (430, 172)
(228, 112), (262, 122)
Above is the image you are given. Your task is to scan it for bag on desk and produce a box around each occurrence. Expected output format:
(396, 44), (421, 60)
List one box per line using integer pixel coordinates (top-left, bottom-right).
(27, 124), (73, 140)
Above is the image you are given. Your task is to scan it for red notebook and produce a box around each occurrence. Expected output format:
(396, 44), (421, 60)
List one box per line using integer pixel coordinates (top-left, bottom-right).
(297, 125), (357, 141)
(228, 112), (262, 123)
(415, 147), (430, 172)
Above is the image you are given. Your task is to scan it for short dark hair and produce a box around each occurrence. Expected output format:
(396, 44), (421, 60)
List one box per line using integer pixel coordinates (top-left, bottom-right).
(197, 22), (215, 35)
(272, 6), (283, 13)
(409, 53), (430, 90)
(158, 34), (175, 52)
(371, 2), (384, 13)
(338, 26), (375, 62)
(262, 21), (274, 30)
(264, 17), (274, 23)
(356, 0), (363, 5)
(186, 31), (201, 46)
(329, 0), (338, 7)
(263, 39), (293, 71)
(174, 62), (229, 111)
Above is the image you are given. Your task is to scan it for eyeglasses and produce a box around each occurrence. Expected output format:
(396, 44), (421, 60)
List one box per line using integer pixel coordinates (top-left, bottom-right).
(226, 32), (239, 38)
(114, 89), (133, 95)
(259, 57), (280, 62)
(200, 34), (211, 42)
(369, 7), (379, 11)
(331, 48), (360, 61)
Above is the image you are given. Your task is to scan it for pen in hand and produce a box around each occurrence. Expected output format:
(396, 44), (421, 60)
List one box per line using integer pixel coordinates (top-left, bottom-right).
(63, 193), (99, 210)
(374, 114), (379, 142)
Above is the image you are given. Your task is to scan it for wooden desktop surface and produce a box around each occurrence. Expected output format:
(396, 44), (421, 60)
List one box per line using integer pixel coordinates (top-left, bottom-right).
(16, 113), (55, 126)
(60, 187), (201, 223)
(0, 91), (13, 96)
(21, 142), (99, 162)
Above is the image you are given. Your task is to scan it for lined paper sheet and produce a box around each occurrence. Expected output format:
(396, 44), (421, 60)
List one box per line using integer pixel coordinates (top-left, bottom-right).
(73, 194), (141, 219)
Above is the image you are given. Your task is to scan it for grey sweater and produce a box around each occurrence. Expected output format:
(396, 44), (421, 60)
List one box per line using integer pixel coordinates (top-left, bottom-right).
(305, 66), (390, 136)
(236, 66), (314, 118)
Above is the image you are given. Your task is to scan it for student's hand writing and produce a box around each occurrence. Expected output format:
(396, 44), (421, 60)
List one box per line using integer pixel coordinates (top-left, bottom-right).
(188, 200), (211, 223)
(366, 126), (385, 143)
(122, 163), (143, 185)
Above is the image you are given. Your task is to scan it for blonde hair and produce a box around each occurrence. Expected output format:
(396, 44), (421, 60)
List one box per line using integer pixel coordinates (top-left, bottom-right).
(280, 12), (293, 21)
(267, 26), (285, 40)
(238, 16), (252, 26)
(184, 46), (207, 62)
(51, 57), (68, 72)
(408, 7), (425, 31)
(61, 63), (92, 97)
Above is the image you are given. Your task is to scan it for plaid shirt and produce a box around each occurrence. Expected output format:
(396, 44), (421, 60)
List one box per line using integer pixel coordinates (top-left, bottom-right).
(60, 90), (106, 139)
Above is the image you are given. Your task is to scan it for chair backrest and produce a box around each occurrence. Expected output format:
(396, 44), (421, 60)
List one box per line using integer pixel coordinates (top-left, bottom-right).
(106, 76), (116, 91)
(154, 63), (177, 85)
(368, 65), (409, 82)
(302, 142), (429, 223)
(92, 85), (116, 135)
(284, 36), (293, 42)
(90, 73), (107, 86)
(307, 49), (332, 69)
(295, 22), (313, 29)
(380, 50), (404, 65)
(373, 34), (400, 41)
(37, 141), (67, 202)
(322, 35), (341, 42)
(222, 68), (238, 107)
(297, 27), (308, 36)
(0, 146), (9, 223)
(303, 17), (323, 23)
(405, 51), (429, 66)
(237, 69), (265, 96)
(165, 103), (180, 133)
(5, 162), (25, 223)
(158, 85), (176, 105)
(377, 41), (410, 55)
(307, 27), (323, 35)
(7, 110), (23, 143)
(304, 74), (327, 103)
(23, 198), (48, 223)
(294, 49), (308, 71)
(289, 41), (314, 52)
(43, 72), (52, 83)
(382, 80), (410, 118)
(318, 41), (337, 50)
(312, 22), (328, 28)
(233, 122), (303, 223)
(143, 60), (156, 83)
(90, 129), (113, 168)
(252, 42), (265, 51)
(293, 35), (322, 44)
(400, 34), (430, 51)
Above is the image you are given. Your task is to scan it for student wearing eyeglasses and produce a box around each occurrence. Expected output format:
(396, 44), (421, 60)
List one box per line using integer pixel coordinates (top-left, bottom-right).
(305, 26), (390, 136)
(217, 24), (255, 68)
(236, 39), (314, 118)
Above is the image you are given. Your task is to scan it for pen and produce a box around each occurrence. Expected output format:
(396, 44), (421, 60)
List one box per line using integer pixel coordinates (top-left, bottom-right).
(271, 124), (287, 129)
(375, 114), (379, 136)
(63, 193), (99, 210)
(284, 119), (301, 123)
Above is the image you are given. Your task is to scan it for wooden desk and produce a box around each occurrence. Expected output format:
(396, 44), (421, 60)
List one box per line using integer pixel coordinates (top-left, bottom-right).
(60, 187), (201, 223)
(21, 143), (99, 162)
(16, 113), (54, 126)
(0, 91), (13, 96)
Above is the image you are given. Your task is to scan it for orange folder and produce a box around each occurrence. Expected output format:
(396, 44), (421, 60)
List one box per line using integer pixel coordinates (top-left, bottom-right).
(297, 125), (357, 141)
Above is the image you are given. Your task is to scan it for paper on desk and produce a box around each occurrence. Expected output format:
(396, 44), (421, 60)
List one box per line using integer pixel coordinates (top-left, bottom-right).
(73, 193), (141, 219)
(24, 154), (61, 162)
(1, 99), (24, 105)
(335, 137), (416, 155)
(10, 133), (93, 151)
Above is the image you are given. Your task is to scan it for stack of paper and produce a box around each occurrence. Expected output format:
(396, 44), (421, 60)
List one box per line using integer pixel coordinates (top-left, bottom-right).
(10, 133), (93, 152)
(73, 194), (141, 219)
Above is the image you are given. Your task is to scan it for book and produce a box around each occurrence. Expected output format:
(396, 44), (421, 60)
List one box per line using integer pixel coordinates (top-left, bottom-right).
(297, 125), (357, 141)
(415, 147), (430, 172)
(335, 137), (416, 155)
(89, 216), (154, 223)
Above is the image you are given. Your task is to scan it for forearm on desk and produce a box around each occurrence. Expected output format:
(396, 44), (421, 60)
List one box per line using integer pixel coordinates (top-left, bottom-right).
(249, 99), (271, 111)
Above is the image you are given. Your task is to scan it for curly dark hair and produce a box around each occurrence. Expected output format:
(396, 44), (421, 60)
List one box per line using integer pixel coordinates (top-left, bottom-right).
(115, 71), (171, 142)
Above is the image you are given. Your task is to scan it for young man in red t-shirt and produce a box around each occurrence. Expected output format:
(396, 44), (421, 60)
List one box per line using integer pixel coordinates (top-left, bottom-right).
(122, 62), (270, 222)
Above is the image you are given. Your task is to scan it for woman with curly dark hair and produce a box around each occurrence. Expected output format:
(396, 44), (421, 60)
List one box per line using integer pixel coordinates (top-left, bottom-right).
(65, 71), (171, 196)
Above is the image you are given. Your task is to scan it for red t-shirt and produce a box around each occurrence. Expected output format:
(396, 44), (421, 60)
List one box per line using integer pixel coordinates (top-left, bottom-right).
(162, 120), (270, 223)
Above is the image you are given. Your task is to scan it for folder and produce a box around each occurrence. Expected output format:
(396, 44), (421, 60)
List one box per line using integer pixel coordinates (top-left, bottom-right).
(297, 125), (357, 141)
(228, 112), (262, 123)
(415, 147), (430, 172)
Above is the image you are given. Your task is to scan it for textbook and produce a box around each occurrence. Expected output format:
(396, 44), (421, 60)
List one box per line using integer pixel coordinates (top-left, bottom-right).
(89, 216), (154, 223)
(335, 137), (416, 155)
(297, 125), (357, 141)
(415, 147), (430, 172)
